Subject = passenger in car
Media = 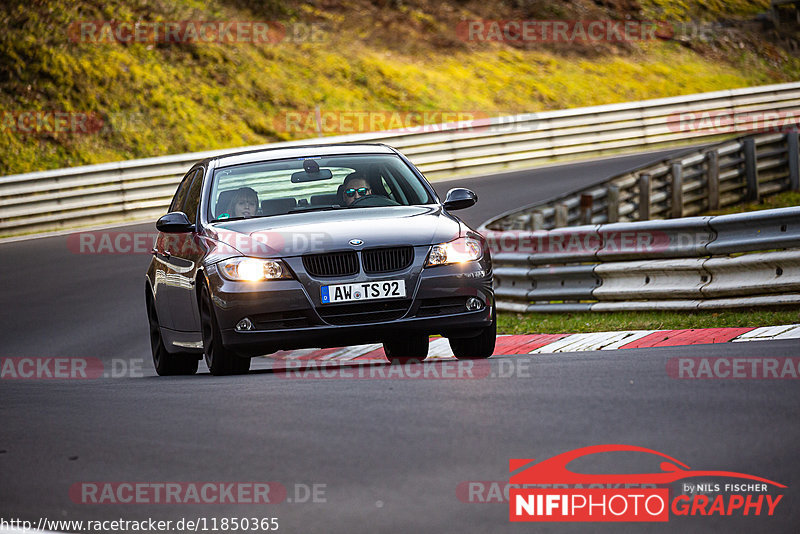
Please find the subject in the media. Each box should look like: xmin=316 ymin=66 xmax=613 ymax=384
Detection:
xmin=227 ymin=187 xmax=259 ymax=218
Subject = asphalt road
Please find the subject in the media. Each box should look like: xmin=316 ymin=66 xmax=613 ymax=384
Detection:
xmin=1 ymin=147 xmax=797 ymax=533
xmin=2 ymin=343 xmax=798 ymax=533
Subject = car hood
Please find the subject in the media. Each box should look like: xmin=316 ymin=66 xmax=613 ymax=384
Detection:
xmin=206 ymin=205 xmax=462 ymax=257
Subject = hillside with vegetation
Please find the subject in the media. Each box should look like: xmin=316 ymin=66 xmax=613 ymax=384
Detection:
xmin=1 ymin=0 xmax=798 ymax=175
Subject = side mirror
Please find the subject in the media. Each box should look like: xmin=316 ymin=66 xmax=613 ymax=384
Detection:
xmin=156 ymin=212 xmax=194 ymax=233
xmin=443 ymin=188 xmax=477 ymax=211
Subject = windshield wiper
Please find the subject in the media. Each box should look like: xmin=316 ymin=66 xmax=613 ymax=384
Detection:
xmin=209 ymin=216 xmax=248 ymax=223
xmin=210 ymin=206 xmax=346 ymax=222
xmin=288 ymin=205 xmax=347 ymax=214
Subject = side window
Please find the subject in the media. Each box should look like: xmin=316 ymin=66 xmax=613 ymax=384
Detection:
xmin=182 ymin=168 xmax=204 ymax=225
xmin=169 ymin=169 xmax=197 ymax=212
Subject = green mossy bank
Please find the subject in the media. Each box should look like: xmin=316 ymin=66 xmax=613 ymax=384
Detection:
xmin=1 ymin=0 xmax=797 ymax=175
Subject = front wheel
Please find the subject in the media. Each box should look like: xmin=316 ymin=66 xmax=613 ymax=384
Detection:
xmin=199 ymin=282 xmax=251 ymax=375
xmin=147 ymin=293 xmax=198 ymax=376
xmin=383 ymin=334 xmax=429 ymax=365
xmin=448 ymin=306 xmax=496 ymax=360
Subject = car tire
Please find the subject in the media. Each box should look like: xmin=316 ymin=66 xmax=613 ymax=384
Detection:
xmin=448 ymin=306 xmax=496 ymax=360
xmin=383 ymin=334 xmax=429 ymax=365
xmin=147 ymin=293 xmax=199 ymax=376
xmin=199 ymin=281 xmax=251 ymax=376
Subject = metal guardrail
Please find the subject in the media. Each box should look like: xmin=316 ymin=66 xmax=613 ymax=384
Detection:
xmin=483 ymin=128 xmax=800 ymax=231
xmin=484 ymin=129 xmax=800 ymax=230
xmin=2 ymin=82 xmax=800 ymax=236
xmin=485 ymin=207 xmax=800 ymax=312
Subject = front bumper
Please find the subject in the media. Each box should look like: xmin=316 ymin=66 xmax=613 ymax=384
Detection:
xmin=206 ymin=258 xmax=493 ymax=356
xmin=222 ymin=308 xmax=493 ymax=356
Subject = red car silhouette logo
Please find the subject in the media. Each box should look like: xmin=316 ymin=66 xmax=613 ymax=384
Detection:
xmin=510 ymin=444 xmax=785 ymax=487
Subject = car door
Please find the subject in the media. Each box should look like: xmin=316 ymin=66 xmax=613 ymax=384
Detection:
xmin=152 ymin=168 xmax=196 ymax=330
xmin=166 ymin=167 xmax=207 ymax=332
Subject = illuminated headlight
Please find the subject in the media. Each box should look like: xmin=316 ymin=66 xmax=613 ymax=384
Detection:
xmin=219 ymin=258 xmax=291 ymax=281
xmin=425 ymin=237 xmax=483 ymax=267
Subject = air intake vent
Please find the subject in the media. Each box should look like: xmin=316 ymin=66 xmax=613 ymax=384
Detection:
xmin=317 ymin=300 xmax=412 ymax=325
xmin=362 ymin=246 xmax=414 ymax=274
xmin=251 ymin=310 xmax=313 ymax=330
xmin=302 ymin=251 xmax=359 ymax=277
xmin=416 ymin=297 xmax=470 ymax=317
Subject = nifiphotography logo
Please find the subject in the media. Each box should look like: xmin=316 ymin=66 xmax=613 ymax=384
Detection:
xmin=509 ymin=445 xmax=785 ymax=522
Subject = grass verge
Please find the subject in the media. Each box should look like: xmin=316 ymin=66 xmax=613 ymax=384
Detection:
xmin=497 ymin=309 xmax=800 ymax=334
xmin=2 ymin=0 xmax=799 ymax=175
xmin=703 ymin=190 xmax=800 ymax=216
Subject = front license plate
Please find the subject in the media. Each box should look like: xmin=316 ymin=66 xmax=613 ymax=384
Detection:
xmin=320 ymin=280 xmax=406 ymax=304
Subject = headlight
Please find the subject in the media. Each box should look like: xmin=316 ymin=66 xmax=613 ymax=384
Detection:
xmin=425 ymin=237 xmax=483 ymax=267
xmin=218 ymin=258 xmax=292 ymax=281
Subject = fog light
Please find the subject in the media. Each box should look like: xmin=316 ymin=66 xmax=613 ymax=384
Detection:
xmin=466 ymin=297 xmax=483 ymax=311
xmin=236 ymin=318 xmax=254 ymax=331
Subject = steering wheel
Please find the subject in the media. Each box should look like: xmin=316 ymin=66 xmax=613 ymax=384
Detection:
xmin=349 ymin=195 xmax=400 ymax=207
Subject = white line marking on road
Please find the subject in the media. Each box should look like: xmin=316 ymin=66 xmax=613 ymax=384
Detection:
xmin=529 ymin=332 xmax=637 ymax=353
xmin=600 ymin=330 xmax=660 ymax=350
xmin=772 ymin=325 xmax=800 ymax=340
xmin=732 ymin=324 xmax=800 ymax=341
xmin=426 ymin=337 xmax=455 ymax=359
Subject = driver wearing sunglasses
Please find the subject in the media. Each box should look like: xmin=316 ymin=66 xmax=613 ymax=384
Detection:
xmin=340 ymin=173 xmax=373 ymax=206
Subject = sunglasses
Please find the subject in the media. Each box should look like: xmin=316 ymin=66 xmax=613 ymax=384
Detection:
xmin=344 ymin=187 xmax=371 ymax=197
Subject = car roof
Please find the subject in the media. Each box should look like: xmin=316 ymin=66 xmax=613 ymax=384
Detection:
xmin=209 ymin=143 xmax=397 ymax=169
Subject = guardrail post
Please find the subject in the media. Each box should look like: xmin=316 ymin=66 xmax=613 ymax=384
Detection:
xmin=671 ymin=163 xmax=684 ymax=219
xmin=580 ymin=194 xmax=593 ymax=225
xmin=554 ymin=203 xmax=569 ymax=228
xmin=705 ymin=150 xmax=720 ymax=210
xmin=521 ymin=214 xmax=532 ymax=230
xmin=638 ymin=173 xmax=651 ymax=221
xmin=607 ymin=185 xmax=619 ymax=223
xmin=744 ymin=137 xmax=760 ymax=202
xmin=531 ymin=211 xmax=544 ymax=230
xmin=788 ymin=131 xmax=799 ymax=191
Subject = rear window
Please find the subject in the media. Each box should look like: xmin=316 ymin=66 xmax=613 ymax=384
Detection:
xmin=207 ymin=154 xmax=433 ymax=221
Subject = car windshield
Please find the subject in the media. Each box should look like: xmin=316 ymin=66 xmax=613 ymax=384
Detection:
xmin=207 ymin=153 xmax=434 ymax=221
